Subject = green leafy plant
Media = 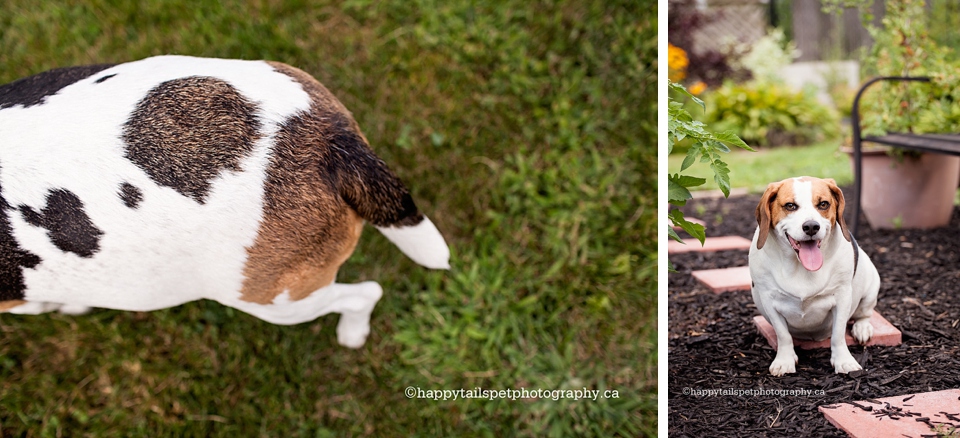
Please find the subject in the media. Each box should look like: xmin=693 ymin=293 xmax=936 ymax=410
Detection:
xmin=736 ymin=28 xmax=798 ymax=83
xmin=824 ymin=0 xmax=960 ymax=137
xmin=702 ymin=81 xmax=839 ymax=147
xmin=668 ymin=81 xmax=753 ymax=245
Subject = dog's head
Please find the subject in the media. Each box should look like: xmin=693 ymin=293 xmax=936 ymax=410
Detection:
xmin=755 ymin=177 xmax=851 ymax=271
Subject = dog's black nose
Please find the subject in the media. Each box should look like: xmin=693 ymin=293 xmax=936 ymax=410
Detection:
xmin=802 ymin=220 xmax=820 ymax=236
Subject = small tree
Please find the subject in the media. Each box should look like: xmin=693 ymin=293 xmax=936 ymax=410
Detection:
xmin=667 ymin=81 xmax=753 ymax=245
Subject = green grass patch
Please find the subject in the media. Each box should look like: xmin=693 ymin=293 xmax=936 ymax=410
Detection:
xmin=0 ymin=0 xmax=656 ymax=436
xmin=669 ymin=139 xmax=853 ymax=194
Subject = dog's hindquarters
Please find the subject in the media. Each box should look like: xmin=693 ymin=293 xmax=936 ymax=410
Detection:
xmin=225 ymin=62 xmax=448 ymax=346
xmin=324 ymin=119 xmax=450 ymax=270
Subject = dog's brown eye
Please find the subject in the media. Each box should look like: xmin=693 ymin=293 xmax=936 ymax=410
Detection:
xmin=784 ymin=202 xmax=798 ymax=211
xmin=818 ymin=201 xmax=830 ymax=210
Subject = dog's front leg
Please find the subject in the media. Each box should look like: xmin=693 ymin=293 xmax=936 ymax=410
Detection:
xmin=765 ymin=312 xmax=799 ymax=376
xmin=829 ymin=304 xmax=862 ymax=374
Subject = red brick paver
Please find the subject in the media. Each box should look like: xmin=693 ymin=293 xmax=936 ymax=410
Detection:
xmin=691 ymin=266 xmax=751 ymax=293
xmin=820 ymin=389 xmax=960 ymax=438
xmin=667 ymin=235 xmax=752 ymax=254
xmin=753 ymin=312 xmax=902 ymax=350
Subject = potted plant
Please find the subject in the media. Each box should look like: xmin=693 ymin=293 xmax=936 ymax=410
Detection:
xmin=827 ymin=0 xmax=960 ymax=229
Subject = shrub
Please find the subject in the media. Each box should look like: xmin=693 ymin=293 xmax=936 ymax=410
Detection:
xmin=703 ymin=81 xmax=840 ymax=146
xmin=736 ymin=29 xmax=797 ymax=83
xmin=825 ymin=0 xmax=960 ymax=136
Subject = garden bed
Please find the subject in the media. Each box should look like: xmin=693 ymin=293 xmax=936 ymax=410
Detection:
xmin=668 ymin=188 xmax=960 ymax=437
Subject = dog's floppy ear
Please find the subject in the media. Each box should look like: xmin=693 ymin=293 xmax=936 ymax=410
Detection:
xmin=755 ymin=181 xmax=782 ymax=249
xmin=824 ymin=178 xmax=852 ymax=242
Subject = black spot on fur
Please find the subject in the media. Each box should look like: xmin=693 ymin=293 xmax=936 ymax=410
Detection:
xmin=273 ymin=109 xmax=424 ymax=227
xmin=94 ymin=73 xmax=117 ymax=84
xmin=325 ymin=114 xmax=423 ymax=226
xmin=20 ymin=189 xmax=103 ymax=258
xmin=122 ymin=76 xmax=262 ymax=204
xmin=20 ymin=207 xmax=42 ymax=227
xmin=0 ymin=64 xmax=116 ymax=109
xmin=119 ymin=183 xmax=142 ymax=209
xmin=0 ymin=168 xmax=42 ymax=301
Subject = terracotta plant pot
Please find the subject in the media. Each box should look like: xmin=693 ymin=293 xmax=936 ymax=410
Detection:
xmin=849 ymin=148 xmax=960 ymax=229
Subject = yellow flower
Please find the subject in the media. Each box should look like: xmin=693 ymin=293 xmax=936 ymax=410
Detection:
xmin=668 ymin=43 xmax=689 ymax=82
xmin=689 ymin=81 xmax=707 ymax=95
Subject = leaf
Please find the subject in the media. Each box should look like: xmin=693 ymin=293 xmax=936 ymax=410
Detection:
xmin=667 ymin=177 xmax=693 ymax=205
xmin=710 ymin=159 xmax=732 ymax=198
xmin=668 ymin=209 xmax=706 ymax=245
xmin=708 ymin=138 xmax=730 ymax=154
xmin=669 ymin=81 xmax=705 ymax=112
xmin=667 ymin=225 xmax=682 ymax=243
xmin=680 ymin=145 xmax=698 ymax=171
xmin=672 ymin=173 xmax=706 ymax=189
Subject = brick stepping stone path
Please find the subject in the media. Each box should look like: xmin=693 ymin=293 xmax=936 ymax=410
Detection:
xmin=668 ymin=235 xmax=752 ymax=254
xmin=690 ymin=266 xmax=751 ymax=294
xmin=752 ymin=312 xmax=902 ymax=350
xmin=670 ymin=221 xmax=753 ymax=293
xmin=819 ymin=388 xmax=960 ymax=438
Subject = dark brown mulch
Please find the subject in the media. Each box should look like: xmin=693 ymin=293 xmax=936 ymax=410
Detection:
xmin=668 ymin=187 xmax=960 ymax=437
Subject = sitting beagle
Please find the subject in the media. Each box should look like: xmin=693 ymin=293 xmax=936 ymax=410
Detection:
xmin=749 ymin=177 xmax=880 ymax=375
xmin=0 ymin=55 xmax=450 ymax=348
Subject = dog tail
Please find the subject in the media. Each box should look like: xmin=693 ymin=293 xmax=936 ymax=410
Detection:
xmin=327 ymin=115 xmax=450 ymax=270
xmin=374 ymin=216 xmax=451 ymax=270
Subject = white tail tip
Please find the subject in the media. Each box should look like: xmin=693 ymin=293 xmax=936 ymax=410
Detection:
xmin=375 ymin=216 xmax=450 ymax=269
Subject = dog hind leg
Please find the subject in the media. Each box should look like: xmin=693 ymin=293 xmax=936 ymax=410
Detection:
xmin=830 ymin=306 xmax=863 ymax=373
xmin=227 ymin=281 xmax=384 ymax=348
xmin=850 ymin=294 xmax=876 ymax=344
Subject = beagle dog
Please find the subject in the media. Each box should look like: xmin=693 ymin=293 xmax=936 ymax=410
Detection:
xmin=749 ymin=177 xmax=880 ymax=375
xmin=0 ymin=56 xmax=450 ymax=348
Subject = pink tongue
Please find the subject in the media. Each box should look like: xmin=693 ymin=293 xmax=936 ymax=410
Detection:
xmin=798 ymin=241 xmax=823 ymax=271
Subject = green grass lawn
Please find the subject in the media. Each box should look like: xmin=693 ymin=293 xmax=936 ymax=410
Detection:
xmin=0 ymin=1 xmax=657 ymax=436
xmin=668 ymin=139 xmax=854 ymax=194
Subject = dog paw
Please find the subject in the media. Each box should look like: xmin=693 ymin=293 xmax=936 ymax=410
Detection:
xmin=851 ymin=319 xmax=874 ymax=344
xmin=769 ymin=351 xmax=798 ymax=376
xmin=336 ymin=318 xmax=370 ymax=349
xmin=831 ymin=355 xmax=863 ymax=374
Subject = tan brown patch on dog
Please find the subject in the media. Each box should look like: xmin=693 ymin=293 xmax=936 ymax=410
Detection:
xmin=122 ymin=76 xmax=261 ymax=204
xmin=239 ymin=62 xmax=423 ymax=304
xmin=756 ymin=180 xmax=790 ymax=249
xmin=281 ymin=209 xmax=364 ymax=301
xmin=816 ymin=178 xmax=852 ymax=241
xmin=770 ymin=180 xmax=796 ymax=227
xmin=0 ymin=300 xmax=26 ymax=312
xmin=241 ymin=201 xmax=363 ymax=304
xmin=810 ymin=180 xmax=837 ymax=222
